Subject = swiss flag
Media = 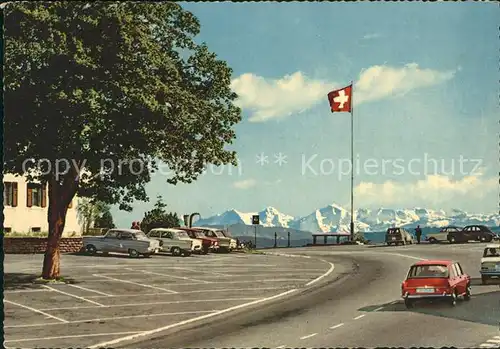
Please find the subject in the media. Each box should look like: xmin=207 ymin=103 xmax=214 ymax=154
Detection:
xmin=327 ymin=85 xmax=352 ymax=113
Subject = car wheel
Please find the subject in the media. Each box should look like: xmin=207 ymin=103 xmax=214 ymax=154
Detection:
xmin=202 ymin=246 xmax=209 ymax=254
xmin=464 ymin=284 xmax=471 ymax=301
xmin=448 ymin=236 xmax=455 ymax=244
xmin=449 ymin=290 xmax=457 ymax=306
xmin=485 ymin=235 xmax=493 ymax=242
xmin=404 ymin=298 xmax=414 ymax=309
xmin=171 ymin=247 xmax=182 ymax=256
xmin=128 ymin=249 xmax=140 ymax=258
xmin=429 ymin=238 xmax=437 ymax=244
xmin=481 ymin=275 xmax=488 ymax=285
xmin=86 ymin=244 xmax=97 ymax=255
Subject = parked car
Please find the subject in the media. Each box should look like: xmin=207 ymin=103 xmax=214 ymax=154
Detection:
xmin=480 ymin=244 xmax=500 ymax=285
xmin=147 ymin=228 xmax=202 ymax=256
xmin=401 ymin=259 xmax=471 ymax=308
xmin=197 ymin=226 xmax=237 ymax=252
xmin=448 ymin=225 xmax=497 ymax=244
xmin=426 ymin=226 xmax=462 ymax=243
xmin=83 ymin=229 xmax=160 ymax=258
xmin=177 ymin=227 xmax=219 ymax=254
xmin=385 ymin=227 xmax=414 ymax=246
xmin=463 ymin=225 xmax=497 ymax=242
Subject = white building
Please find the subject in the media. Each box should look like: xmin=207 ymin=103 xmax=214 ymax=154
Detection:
xmin=3 ymin=173 xmax=82 ymax=236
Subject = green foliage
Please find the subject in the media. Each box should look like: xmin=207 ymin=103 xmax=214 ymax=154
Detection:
xmin=4 ymin=2 xmax=241 ymax=211
xmin=76 ymin=198 xmax=109 ymax=233
xmin=94 ymin=210 xmax=115 ymax=229
xmin=141 ymin=195 xmax=181 ymax=233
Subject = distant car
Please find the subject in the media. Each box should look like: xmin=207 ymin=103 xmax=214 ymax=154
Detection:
xmin=197 ymin=227 xmax=237 ymax=252
xmin=426 ymin=226 xmax=462 ymax=244
xmin=385 ymin=227 xmax=414 ymax=246
xmin=480 ymin=244 xmax=500 ymax=284
xmin=83 ymin=229 xmax=160 ymax=258
xmin=448 ymin=225 xmax=497 ymax=244
xmin=177 ymin=227 xmax=219 ymax=254
xmin=463 ymin=225 xmax=497 ymax=242
xmin=401 ymin=259 xmax=471 ymax=308
xmin=147 ymin=228 xmax=202 ymax=256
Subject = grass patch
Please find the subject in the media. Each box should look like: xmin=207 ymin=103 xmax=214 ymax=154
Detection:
xmin=33 ymin=276 xmax=69 ymax=284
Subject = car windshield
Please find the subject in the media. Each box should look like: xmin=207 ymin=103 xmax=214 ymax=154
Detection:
xmin=223 ymin=231 xmax=232 ymax=237
xmin=408 ymin=264 xmax=449 ymax=278
xmin=387 ymin=229 xmax=400 ymax=235
xmin=134 ymin=232 xmax=149 ymax=241
xmin=176 ymin=231 xmax=189 ymax=239
xmin=483 ymin=248 xmax=500 ymax=257
xmin=214 ymin=231 xmax=225 ymax=237
xmin=194 ymin=232 xmax=205 ymax=238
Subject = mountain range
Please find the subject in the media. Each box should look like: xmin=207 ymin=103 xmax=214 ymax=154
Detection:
xmin=193 ymin=204 xmax=500 ymax=233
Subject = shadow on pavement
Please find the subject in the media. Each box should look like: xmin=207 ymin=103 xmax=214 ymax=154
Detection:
xmin=4 ymin=272 xmax=81 ymax=290
xmin=358 ymin=289 xmax=500 ymax=327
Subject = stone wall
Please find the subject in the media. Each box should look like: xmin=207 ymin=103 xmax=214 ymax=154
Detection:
xmin=4 ymin=237 xmax=83 ymax=254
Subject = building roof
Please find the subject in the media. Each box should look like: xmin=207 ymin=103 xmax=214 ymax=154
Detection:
xmin=413 ymin=259 xmax=453 ymax=266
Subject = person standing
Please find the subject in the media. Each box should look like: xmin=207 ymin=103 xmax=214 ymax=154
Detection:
xmin=415 ymin=225 xmax=422 ymax=244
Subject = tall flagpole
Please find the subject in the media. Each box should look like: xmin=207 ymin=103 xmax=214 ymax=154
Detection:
xmin=350 ymin=81 xmax=354 ymax=242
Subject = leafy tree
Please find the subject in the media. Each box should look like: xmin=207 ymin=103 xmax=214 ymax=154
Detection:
xmin=94 ymin=210 xmax=115 ymax=229
xmin=4 ymin=2 xmax=241 ymax=279
xmin=76 ymin=198 xmax=108 ymax=234
xmin=141 ymin=196 xmax=181 ymax=233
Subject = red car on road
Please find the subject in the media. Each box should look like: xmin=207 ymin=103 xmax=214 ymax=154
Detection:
xmin=401 ymin=259 xmax=471 ymax=308
xmin=177 ymin=227 xmax=218 ymax=254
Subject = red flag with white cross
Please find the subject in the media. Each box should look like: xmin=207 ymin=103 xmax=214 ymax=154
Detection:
xmin=327 ymin=85 xmax=352 ymax=113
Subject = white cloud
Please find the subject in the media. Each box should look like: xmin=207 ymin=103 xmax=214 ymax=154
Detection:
xmin=232 ymin=178 xmax=257 ymax=189
xmin=354 ymin=173 xmax=496 ymax=207
xmin=231 ymin=63 xmax=456 ymax=123
xmin=230 ymin=72 xmax=333 ymax=123
xmin=362 ymin=33 xmax=381 ymax=40
xmin=355 ymin=63 xmax=456 ymax=104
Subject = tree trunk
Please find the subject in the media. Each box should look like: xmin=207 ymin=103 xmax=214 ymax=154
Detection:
xmin=42 ymin=169 xmax=79 ymax=280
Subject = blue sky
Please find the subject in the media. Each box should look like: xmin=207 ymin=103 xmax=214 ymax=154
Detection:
xmin=113 ymin=2 xmax=498 ymax=226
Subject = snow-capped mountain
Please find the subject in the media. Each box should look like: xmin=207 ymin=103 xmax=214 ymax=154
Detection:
xmin=194 ymin=206 xmax=295 ymax=228
xmin=192 ymin=204 xmax=500 ymax=233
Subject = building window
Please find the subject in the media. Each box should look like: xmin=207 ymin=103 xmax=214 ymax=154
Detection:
xmin=3 ymin=182 xmax=18 ymax=207
xmin=27 ymin=183 xmax=46 ymax=208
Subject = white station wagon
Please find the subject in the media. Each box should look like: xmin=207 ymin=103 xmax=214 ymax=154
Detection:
xmin=147 ymin=228 xmax=203 ymax=257
xmin=480 ymin=244 xmax=500 ymax=284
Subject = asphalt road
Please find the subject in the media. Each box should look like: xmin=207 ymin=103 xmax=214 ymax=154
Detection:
xmin=120 ymin=243 xmax=500 ymax=348
xmin=4 ymin=251 xmax=337 ymax=348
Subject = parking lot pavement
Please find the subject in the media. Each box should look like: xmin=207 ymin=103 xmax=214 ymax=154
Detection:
xmin=4 ymin=251 xmax=335 ymax=348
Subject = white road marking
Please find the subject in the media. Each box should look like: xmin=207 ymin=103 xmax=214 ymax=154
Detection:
xmin=172 ymin=267 xmax=232 ymax=277
xmin=354 ymin=314 xmax=366 ymax=320
xmin=125 ymin=268 xmax=211 ymax=284
xmin=149 ymin=279 xmax=311 ymax=286
xmin=4 ymin=299 xmax=68 ymax=323
xmin=480 ymin=344 xmax=498 ymax=348
xmin=42 ymin=285 xmax=105 ymax=307
xmin=374 ymin=306 xmax=385 ymax=312
xmin=385 ymin=252 xmax=425 ymax=261
xmin=487 ymin=339 xmax=500 ymax=344
xmin=276 ymin=345 xmax=286 ymax=348
xmin=4 ymin=289 xmax=50 ymax=294
xmin=5 ymin=331 xmax=142 ymax=343
xmin=85 ymin=286 xmax=294 ymax=298
xmin=67 ymin=284 xmax=112 ymax=296
xmin=330 ymin=323 xmax=344 ymax=329
xmin=87 ymin=289 xmax=298 ymax=349
xmin=39 ymin=297 xmax=260 ymax=311
xmin=305 ymin=260 xmax=335 ymax=286
xmin=390 ymin=300 xmax=399 ymax=305
xmin=300 ymin=333 xmax=318 ymax=340
xmin=94 ymin=274 xmax=178 ymax=293
xmin=5 ymin=310 xmax=216 ymax=328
